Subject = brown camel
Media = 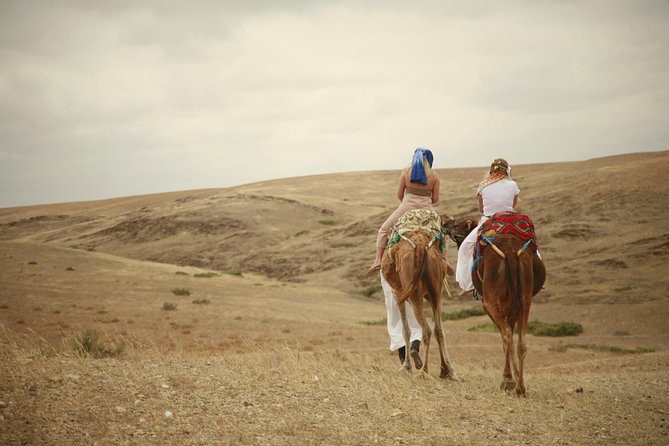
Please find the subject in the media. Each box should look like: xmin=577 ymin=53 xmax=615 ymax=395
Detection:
xmin=445 ymin=215 xmax=546 ymax=396
xmin=381 ymin=220 xmax=457 ymax=379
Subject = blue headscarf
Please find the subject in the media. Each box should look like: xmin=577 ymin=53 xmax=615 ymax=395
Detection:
xmin=409 ymin=148 xmax=434 ymax=185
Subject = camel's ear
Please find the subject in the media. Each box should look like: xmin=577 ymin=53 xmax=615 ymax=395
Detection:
xmin=466 ymin=219 xmax=473 ymax=230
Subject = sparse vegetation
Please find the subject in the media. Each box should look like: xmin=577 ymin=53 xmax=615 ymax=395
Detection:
xmin=194 ymin=272 xmax=219 ymax=278
xmin=226 ymin=271 xmax=244 ymax=277
xmin=172 ymin=288 xmax=191 ymax=296
xmin=27 ymin=261 xmax=37 ymax=265
xmin=192 ymin=299 xmax=210 ymax=305
xmin=528 ymin=320 xmax=583 ymax=337
xmin=551 ymin=343 xmax=654 ymax=354
xmin=162 ymin=302 xmax=178 ymax=311
xmin=72 ymin=328 xmax=125 ymax=358
xmin=359 ymin=318 xmax=386 ymax=326
xmin=362 ymin=284 xmax=382 ymax=297
xmin=614 ymin=330 xmax=631 ymax=336
xmin=467 ymin=320 xmax=583 ymax=336
xmin=318 ymin=219 xmax=337 ymax=225
xmin=468 ymin=322 xmax=497 ymax=332
xmin=65 ymin=267 xmax=75 ymax=271
xmin=442 ymin=306 xmax=486 ymax=320
xmin=175 ymin=271 xmax=189 ymax=276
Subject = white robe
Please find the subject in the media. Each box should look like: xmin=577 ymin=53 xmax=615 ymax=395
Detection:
xmin=380 ymin=272 xmax=422 ymax=351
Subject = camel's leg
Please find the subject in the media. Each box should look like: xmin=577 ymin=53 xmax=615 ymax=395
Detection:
xmin=430 ymin=296 xmax=456 ymax=379
xmin=485 ymin=300 xmax=515 ymax=391
xmin=397 ymin=300 xmax=413 ymax=373
xmin=515 ymin=308 xmax=530 ymax=397
xmin=410 ymin=296 xmax=431 ymax=374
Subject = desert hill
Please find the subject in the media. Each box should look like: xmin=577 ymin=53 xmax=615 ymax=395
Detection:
xmin=1 ymin=151 xmax=669 ymax=445
xmin=1 ymin=151 xmax=667 ymax=304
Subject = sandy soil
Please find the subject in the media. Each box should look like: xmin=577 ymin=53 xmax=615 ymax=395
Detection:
xmin=1 ymin=151 xmax=668 ymax=445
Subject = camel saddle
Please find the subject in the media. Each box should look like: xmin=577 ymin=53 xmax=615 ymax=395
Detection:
xmin=473 ymin=211 xmax=537 ymax=267
xmin=388 ymin=209 xmax=443 ymax=251
xmin=479 ymin=211 xmax=536 ymax=242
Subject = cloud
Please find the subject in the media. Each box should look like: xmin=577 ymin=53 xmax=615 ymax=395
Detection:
xmin=1 ymin=1 xmax=668 ymax=206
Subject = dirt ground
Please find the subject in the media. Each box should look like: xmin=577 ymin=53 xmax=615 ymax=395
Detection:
xmin=1 ymin=152 xmax=668 ymax=445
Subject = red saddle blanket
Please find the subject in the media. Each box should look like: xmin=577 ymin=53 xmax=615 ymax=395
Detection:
xmin=479 ymin=211 xmax=536 ymax=242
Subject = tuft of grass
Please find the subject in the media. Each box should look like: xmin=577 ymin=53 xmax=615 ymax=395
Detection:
xmin=226 ymin=271 xmax=244 ymax=277
xmin=172 ymin=288 xmax=191 ymax=296
xmin=442 ymin=306 xmax=486 ymax=321
xmin=467 ymin=320 xmax=584 ymax=336
xmin=162 ymin=302 xmax=178 ymax=311
xmin=175 ymin=271 xmax=189 ymax=276
xmin=318 ymin=219 xmax=337 ymax=225
xmin=528 ymin=320 xmax=583 ymax=337
xmin=468 ymin=322 xmax=497 ymax=333
xmin=65 ymin=266 xmax=75 ymax=271
xmin=72 ymin=328 xmax=125 ymax=358
xmin=192 ymin=299 xmax=211 ymax=305
xmin=359 ymin=318 xmax=387 ymax=326
xmin=28 ymin=261 xmax=37 ymax=265
xmin=552 ymin=343 xmax=654 ymax=355
xmin=194 ymin=272 xmax=219 ymax=278
xmin=362 ymin=284 xmax=382 ymax=297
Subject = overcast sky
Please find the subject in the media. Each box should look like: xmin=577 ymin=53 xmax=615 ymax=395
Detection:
xmin=1 ymin=0 xmax=668 ymax=208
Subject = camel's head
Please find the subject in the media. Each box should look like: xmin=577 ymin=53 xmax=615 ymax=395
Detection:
xmin=441 ymin=214 xmax=477 ymax=249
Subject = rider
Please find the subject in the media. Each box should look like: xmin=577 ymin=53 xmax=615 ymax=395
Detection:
xmin=368 ymin=148 xmax=441 ymax=272
xmin=456 ymin=158 xmax=519 ymax=296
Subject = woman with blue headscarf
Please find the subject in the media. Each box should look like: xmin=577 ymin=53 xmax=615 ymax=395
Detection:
xmin=369 ymin=148 xmax=441 ymax=271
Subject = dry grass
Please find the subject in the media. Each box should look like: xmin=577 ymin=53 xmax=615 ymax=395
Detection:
xmin=0 ymin=152 xmax=668 ymax=444
xmin=1 ymin=332 xmax=667 ymax=445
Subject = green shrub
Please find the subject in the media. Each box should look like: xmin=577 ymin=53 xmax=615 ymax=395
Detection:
xmin=172 ymin=288 xmax=191 ymax=296
xmin=554 ymin=344 xmax=654 ymax=354
xmin=528 ymin=320 xmax=583 ymax=337
xmin=162 ymin=302 xmax=178 ymax=311
xmin=360 ymin=318 xmax=387 ymax=326
xmin=467 ymin=323 xmax=497 ymax=333
xmin=194 ymin=272 xmax=219 ymax=278
xmin=192 ymin=299 xmax=211 ymax=305
xmin=442 ymin=306 xmax=486 ymax=320
xmin=362 ymin=284 xmax=382 ymax=297
xmin=318 ymin=220 xmax=336 ymax=225
xmin=175 ymin=271 xmax=189 ymax=276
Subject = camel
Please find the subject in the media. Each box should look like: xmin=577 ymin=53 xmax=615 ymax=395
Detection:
xmin=380 ymin=212 xmax=457 ymax=379
xmin=445 ymin=213 xmax=546 ymax=396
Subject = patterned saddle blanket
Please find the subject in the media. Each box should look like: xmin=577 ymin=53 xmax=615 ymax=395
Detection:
xmin=479 ymin=211 xmax=536 ymax=242
xmin=388 ymin=209 xmax=442 ymax=248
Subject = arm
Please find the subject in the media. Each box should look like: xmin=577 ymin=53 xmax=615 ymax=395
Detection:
xmin=396 ymin=172 xmax=407 ymax=201
xmin=478 ymin=194 xmax=484 ymax=213
xmin=513 ymin=194 xmax=518 ymax=209
xmin=431 ymin=175 xmax=440 ymax=204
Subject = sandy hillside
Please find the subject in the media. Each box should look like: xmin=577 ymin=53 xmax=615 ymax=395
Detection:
xmin=1 ymin=151 xmax=668 ymax=445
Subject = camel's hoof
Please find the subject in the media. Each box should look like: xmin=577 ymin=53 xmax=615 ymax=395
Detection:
xmin=515 ymin=387 xmax=527 ymax=397
xmin=410 ymin=350 xmax=423 ymax=370
xmin=501 ymin=380 xmax=516 ymax=392
xmin=439 ymin=369 xmax=458 ymax=380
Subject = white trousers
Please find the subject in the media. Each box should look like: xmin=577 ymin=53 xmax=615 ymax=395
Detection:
xmin=380 ymin=272 xmax=422 ymax=351
xmin=455 ymin=216 xmax=487 ymax=292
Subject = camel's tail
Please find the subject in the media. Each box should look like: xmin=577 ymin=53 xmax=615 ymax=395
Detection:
xmin=398 ymin=237 xmax=428 ymax=305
